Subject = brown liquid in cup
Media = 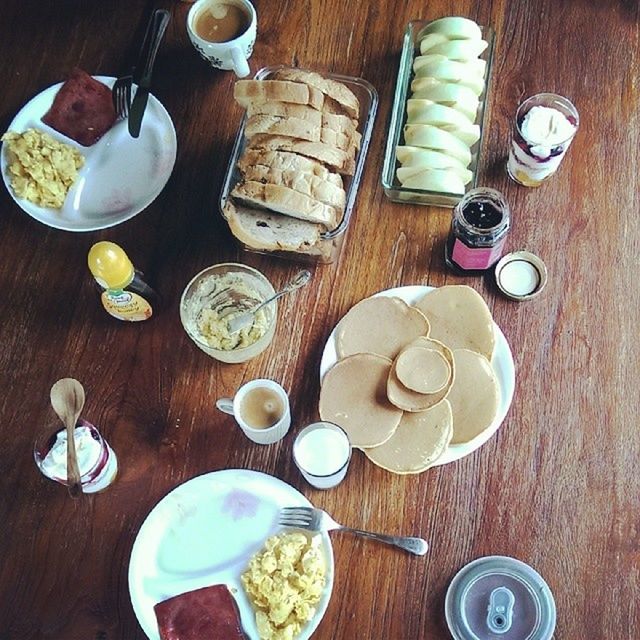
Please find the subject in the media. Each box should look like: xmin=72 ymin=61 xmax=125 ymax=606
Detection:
xmin=240 ymin=387 xmax=285 ymax=429
xmin=195 ymin=3 xmax=250 ymax=43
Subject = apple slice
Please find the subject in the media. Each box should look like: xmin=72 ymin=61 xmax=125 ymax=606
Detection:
xmin=403 ymin=124 xmax=472 ymax=166
xmin=406 ymin=101 xmax=475 ymax=128
xmin=427 ymin=39 xmax=488 ymax=61
xmin=419 ymin=17 xmax=483 ymax=41
xmin=409 ymin=82 xmax=480 ymax=121
xmin=397 ymin=167 xmax=466 ymax=194
xmin=418 ymin=32 xmax=450 ymax=54
xmin=414 ymin=54 xmax=449 ymax=71
xmin=398 ymin=162 xmax=472 ymax=186
xmin=396 ymin=145 xmax=468 ymax=173
xmin=413 ymin=60 xmax=485 ymax=95
xmin=437 ymin=121 xmax=481 ymax=146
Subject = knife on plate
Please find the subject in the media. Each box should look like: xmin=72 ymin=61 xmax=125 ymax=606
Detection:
xmin=128 ymin=9 xmax=171 ymax=138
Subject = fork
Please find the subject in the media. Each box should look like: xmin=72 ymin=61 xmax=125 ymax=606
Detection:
xmin=112 ymin=75 xmax=132 ymax=119
xmin=279 ymin=507 xmax=429 ymax=556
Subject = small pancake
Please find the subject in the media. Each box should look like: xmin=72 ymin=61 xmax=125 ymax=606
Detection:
xmin=447 ymin=349 xmax=500 ymax=445
xmin=319 ymin=353 xmax=403 ymax=447
xmin=414 ymin=285 xmax=495 ymax=360
xmin=387 ymin=337 xmax=455 ymax=412
xmin=364 ymin=400 xmax=453 ymax=474
xmin=395 ymin=346 xmax=451 ymax=393
xmin=336 ymin=296 xmax=430 ymax=360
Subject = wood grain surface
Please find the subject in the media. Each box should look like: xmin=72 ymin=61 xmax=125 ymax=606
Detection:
xmin=0 ymin=0 xmax=639 ymax=638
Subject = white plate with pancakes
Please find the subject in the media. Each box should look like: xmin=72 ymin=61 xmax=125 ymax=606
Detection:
xmin=319 ymin=285 xmax=515 ymax=466
xmin=1 ymin=76 xmax=177 ymax=232
xmin=129 ymin=469 xmax=334 ymax=640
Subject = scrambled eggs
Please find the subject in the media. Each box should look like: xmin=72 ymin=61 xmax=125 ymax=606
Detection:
xmin=2 ymin=128 xmax=84 ymax=208
xmin=242 ymin=532 xmax=327 ymax=640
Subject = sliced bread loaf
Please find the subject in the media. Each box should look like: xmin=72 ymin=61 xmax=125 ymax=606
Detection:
xmin=231 ymin=181 xmax=340 ymax=229
xmin=234 ymin=80 xmax=324 ymax=111
xmin=242 ymin=165 xmax=346 ymax=210
xmin=272 ymin=69 xmax=360 ymax=119
xmin=237 ymin=149 xmax=343 ymax=187
xmin=246 ymin=101 xmax=323 ymax=127
xmin=245 ymin=114 xmax=321 ymax=142
xmin=223 ymin=199 xmax=322 ymax=252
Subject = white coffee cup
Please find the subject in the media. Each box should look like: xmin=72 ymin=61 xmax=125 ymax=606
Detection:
xmin=187 ymin=0 xmax=256 ymax=78
xmin=216 ymin=379 xmax=291 ymax=444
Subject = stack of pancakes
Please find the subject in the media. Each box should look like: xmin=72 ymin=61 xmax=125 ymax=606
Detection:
xmin=319 ymin=285 xmax=501 ymax=474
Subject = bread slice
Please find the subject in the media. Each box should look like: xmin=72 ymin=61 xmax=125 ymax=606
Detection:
xmin=322 ymin=111 xmax=358 ymax=134
xmin=247 ymin=101 xmax=322 ymax=127
xmin=247 ymin=134 xmax=353 ymax=175
xmin=234 ymin=80 xmax=324 ymax=111
xmin=320 ymin=127 xmax=362 ymax=151
xmin=272 ymin=69 xmax=360 ymax=119
xmin=245 ymin=114 xmax=321 ymax=143
xmin=231 ymin=181 xmax=339 ymax=229
xmin=243 ymin=165 xmax=346 ymax=210
xmin=238 ymin=149 xmax=343 ymax=187
xmin=223 ymin=199 xmax=322 ymax=252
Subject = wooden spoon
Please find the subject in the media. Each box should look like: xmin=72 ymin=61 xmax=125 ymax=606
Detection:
xmin=50 ymin=378 xmax=85 ymax=497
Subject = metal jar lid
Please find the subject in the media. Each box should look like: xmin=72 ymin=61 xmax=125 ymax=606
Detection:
xmin=445 ymin=556 xmax=556 ymax=640
xmin=494 ymin=251 xmax=548 ymax=300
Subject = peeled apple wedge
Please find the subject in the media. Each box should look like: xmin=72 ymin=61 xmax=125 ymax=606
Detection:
xmin=398 ymin=163 xmax=472 ymax=186
xmin=406 ymin=101 xmax=475 ymax=128
xmin=397 ymin=167 xmax=466 ymax=194
xmin=413 ymin=60 xmax=486 ymax=96
xmin=419 ymin=16 xmax=483 ymax=41
xmin=396 ymin=145 xmax=469 ymax=175
xmin=427 ymin=39 xmax=488 ymax=61
xmin=419 ymin=32 xmax=450 ymax=54
xmin=409 ymin=83 xmax=480 ymax=121
xmin=413 ymin=54 xmax=449 ymax=71
xmin=403 ymin=124 xmax=471 ymax=165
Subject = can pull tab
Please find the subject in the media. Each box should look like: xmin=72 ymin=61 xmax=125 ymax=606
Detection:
xmin=487 ymin=586 xmax=515 ymax=634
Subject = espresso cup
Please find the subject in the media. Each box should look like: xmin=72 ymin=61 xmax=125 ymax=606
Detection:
xmin=187 ymin=0 xmax=256 ymax=77
xmin=216 ymin=379 xmax=291 ymax=444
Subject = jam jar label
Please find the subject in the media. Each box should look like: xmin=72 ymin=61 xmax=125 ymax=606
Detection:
xmin=451 ymin=237 xmax=506 ymax=270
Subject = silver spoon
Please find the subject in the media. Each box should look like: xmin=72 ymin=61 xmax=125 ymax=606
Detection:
xmin=227 ymin=269 xmax=312 ymax=334
xmin=50 ymin=378 xmax=85 ymax=497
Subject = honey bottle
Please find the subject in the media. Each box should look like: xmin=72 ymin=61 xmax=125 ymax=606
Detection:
xmin=88 ymin=242 xmax=158 ymax=321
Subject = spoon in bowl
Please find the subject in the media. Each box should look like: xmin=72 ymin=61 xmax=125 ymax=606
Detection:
xmin=227 ymin=269 xmax=312 ymax=334
xmin=50 ymin=378 xmax=85 ymax=497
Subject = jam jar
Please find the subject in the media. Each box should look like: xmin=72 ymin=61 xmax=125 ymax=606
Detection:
xmin=445 ymin=188 xmax=510 ymax=274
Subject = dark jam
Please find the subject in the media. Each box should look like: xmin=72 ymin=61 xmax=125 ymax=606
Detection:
xmin=445 ymin=188 xmax=510 ymax=275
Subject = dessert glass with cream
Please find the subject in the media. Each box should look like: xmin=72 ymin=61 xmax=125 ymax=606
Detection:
xmin=507 ymin=93 xmax=579 ymax=187
xmin=34 ymin=419 xmax=118 ymax=493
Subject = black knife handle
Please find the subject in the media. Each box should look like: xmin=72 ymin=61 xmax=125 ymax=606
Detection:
xmin=136 ymin=9 xmax=170 ymax=87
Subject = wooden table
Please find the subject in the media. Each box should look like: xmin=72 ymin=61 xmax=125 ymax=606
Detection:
xmin=1 ymin=1 xmax=638 ymax=638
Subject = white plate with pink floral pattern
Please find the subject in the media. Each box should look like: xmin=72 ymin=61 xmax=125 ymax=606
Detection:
xmin=128 ymin=469 xmax=334 ymax=640
xmin=1 ymin=76 xmax=176 ymax=232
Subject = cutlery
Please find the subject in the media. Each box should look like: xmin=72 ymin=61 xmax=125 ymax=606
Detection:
xmin=112 ymin=74 xmax=132 ymax=119
xmin=128 ymin=9 xmax=170 ymax=138
xmin=227 ymin=269 xmax=311 ymax=334
xmin=278 ymin=506 xmax=429 ymax=556
xmin=50 ymin=378 xmax=86 ymax=497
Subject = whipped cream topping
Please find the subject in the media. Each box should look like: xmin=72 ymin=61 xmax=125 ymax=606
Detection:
xmin=521 ymin=106 xmax=576 ymax=147
xmin=40 ymin=425 xmax=102 ymax=479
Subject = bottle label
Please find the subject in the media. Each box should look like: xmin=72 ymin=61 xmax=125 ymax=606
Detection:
xmin=451 ymin=237 xmax=506 ymax=271
xmin=101 ymin=291 xmax=152 ymax=322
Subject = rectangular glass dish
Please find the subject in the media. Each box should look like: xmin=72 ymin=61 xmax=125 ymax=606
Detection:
xmin=381 ymin=20 xmax=495 ymax=208
xmin=219 ymin=65 xmax=378 ymax=264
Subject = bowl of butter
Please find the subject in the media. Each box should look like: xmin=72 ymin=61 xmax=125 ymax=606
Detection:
xmin=180 ymin=263 xmax=277 ymax=363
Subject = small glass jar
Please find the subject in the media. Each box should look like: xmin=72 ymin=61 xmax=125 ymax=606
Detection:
xmin=445 ymin=187 xmax=510 ymax=275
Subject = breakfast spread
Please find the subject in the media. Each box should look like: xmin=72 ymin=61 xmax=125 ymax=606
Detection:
xmin=1 ymin=128 xmax=84 ymax=208
xmin=241 ymin=531 xmax=327 ymax=640
xmin=395 ymin=17 xmax=489 ymax=196
xmin=153 ymin=584 xmax=246 ymax=640
xmin=320 ymin=285 xmax=502 ymax=472
xmin=42 ymin=68 xmax=117 ymax=146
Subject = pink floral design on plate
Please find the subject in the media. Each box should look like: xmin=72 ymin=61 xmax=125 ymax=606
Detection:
xmin=222 ymin=489 xmax=260 ymax=520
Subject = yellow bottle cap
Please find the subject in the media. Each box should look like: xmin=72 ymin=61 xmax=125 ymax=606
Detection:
xmin=88 ymin=241 xmax=135 ymax=290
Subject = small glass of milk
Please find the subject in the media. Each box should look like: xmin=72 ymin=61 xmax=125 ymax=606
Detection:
xmin=293 ymin=422 xmax=351 ymax=489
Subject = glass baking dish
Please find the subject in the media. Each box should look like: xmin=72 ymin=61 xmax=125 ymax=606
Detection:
xmin=382 ymin=20 xmax=495 ymax=208
xmin=220 ymin=65 xmax=378 ymax=264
